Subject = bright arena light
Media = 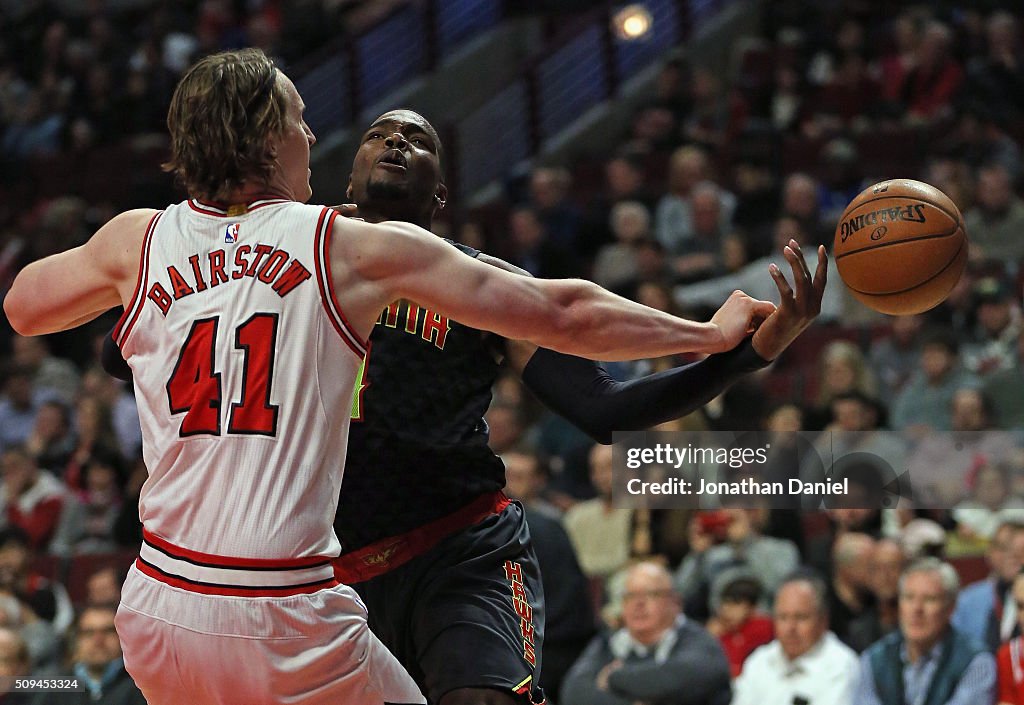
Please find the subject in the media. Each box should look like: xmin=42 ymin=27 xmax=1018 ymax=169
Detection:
xmin=613 ymin=4 xmax=653 ymax=40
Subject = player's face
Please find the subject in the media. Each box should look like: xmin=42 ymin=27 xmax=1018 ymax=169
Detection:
xmin=274 ymin=74 xmax=315 ymax=202
xmin=348 ymin=110 xmax=444 ymax=211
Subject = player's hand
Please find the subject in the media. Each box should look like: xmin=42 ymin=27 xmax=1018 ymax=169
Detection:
xmin=751 ymin=240 xmax=827 ymax=361
xmin=709 ymin=290 xmax=776 ymax=353
xmin=330 ymin=203 xmax=363 ymax=220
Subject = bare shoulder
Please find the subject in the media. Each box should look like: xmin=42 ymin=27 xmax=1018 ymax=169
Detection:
xmin=99 ymin=208 xmax=161 ymax=235
xmin=321 ymin=217 xmax=429 ymax=337
xmin=89 ymin=208 xmax=161 ymax=280
xmin=330 ymin=218 xmax=439 ymax=280
xmin=92 ymin=208 xmax=160 ymax=249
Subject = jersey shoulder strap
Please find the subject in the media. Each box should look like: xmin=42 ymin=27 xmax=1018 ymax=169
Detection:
xmin=444 ymin=238 xmax=481 ymax=259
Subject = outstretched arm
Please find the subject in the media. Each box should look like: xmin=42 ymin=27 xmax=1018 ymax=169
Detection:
xmin=519 ymin=338 xmax=769 ymax=443
xmin=333 ymin=217 xmax=777 ymax=361
xmin=509 ymin=241 xmax=828 ymax=442
xmin=4 ymin=209 xmax=155 ymax=335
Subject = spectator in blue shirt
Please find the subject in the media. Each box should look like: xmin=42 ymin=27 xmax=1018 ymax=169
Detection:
xmin=856 ymin=557 xmax=996 ymax=705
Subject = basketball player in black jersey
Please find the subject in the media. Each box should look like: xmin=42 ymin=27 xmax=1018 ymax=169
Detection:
xmin=105 ymin=110 xmax=826 ymax=705
xmin=331 ymin=110 xmax=825 ymax=705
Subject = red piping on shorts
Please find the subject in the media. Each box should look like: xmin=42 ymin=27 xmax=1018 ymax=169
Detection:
xmin=333 ymin=491 xmax=511 ymax=583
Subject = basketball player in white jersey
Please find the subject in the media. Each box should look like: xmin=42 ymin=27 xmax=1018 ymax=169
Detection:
xmin=2 ymin=49 xmax=775 ymax=705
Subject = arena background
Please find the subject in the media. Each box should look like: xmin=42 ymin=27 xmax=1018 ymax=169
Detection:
xmin=1 ymin=0 xmax=1024 ymax=701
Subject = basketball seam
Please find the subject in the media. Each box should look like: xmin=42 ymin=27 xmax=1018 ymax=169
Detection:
xmin=845 ymin=238 xmax=965 ymax=297
xmin=843 ymin=192 xmax=962 ymax=224
xmin=834 ymin=225 xmax=960 ymax=260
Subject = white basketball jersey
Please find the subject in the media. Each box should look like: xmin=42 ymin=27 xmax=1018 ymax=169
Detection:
xmin=113 ymin=199 xmax=364 ymax=560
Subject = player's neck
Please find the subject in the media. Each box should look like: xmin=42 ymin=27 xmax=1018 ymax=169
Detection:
xmin=216 ymin=183 xmax=292 ymax=206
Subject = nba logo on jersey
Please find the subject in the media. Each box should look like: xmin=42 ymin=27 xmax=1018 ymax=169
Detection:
xmin=225 ymin=223 xmax=240 ymax=243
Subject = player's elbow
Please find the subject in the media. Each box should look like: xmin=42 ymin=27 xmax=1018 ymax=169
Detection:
xmin=530 ymin=294 xmax=589 ymax=355
xmin=543 ymin=305 xmax=584 ymax=352
xmin=543 ymin=280 xmax=607 ymax=353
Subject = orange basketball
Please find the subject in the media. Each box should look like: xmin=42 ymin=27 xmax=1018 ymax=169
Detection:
xmin=834 ymin=179 xmax=968 ymax=315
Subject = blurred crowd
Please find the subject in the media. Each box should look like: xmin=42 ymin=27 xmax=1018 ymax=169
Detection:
xmin=4 ymin=0 xmax=1024 ymax=703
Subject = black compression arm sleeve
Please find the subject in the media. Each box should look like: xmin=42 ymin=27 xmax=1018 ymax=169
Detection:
xmin=101 ymin=327 xmax=133 ymax=381
xmin=520 ymin=338 xmax=770 ymax=444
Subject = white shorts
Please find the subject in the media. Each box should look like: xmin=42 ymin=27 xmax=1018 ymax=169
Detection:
xmin=116 ymin=563 xmax=425 ymax=705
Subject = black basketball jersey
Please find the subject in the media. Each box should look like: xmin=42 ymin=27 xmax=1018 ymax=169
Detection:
xmin=335 ymin=241 xmax=507 ymax=551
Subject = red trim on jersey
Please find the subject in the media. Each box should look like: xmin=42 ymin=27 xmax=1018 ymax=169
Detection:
xmin=321 ymin=211 xmax=369 ymax=350
xmin=135 ymin=558 xmax=338 ymax=597
xmin=187 ymin=198 xmax=289 ymax=217
xmin=333 ymin=492 xmax=512 ymax=583
xmin=112 ymin=211 xmax=162 ymax=346
xmin=188 ymin=200 xmax=228 ymax=217
xmin=142 ymin=529 xmax=331 ymax=569
xmin=313 ymin=207 xmax=367 ymax=358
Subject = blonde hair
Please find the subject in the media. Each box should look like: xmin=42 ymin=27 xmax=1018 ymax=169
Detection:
xmin=164 ymin=48 xmax=288 ymax=201
xmin=817 ymin=340 xmax=878 ymax=406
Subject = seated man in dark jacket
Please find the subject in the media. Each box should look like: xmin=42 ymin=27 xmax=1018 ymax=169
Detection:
xmin=856 ymin=557 xmax=996 ymax=705
xmin=561 ymin=561 xmax=731 ymax=705
xmin=29 ymin=603 xmax=146 ymax=705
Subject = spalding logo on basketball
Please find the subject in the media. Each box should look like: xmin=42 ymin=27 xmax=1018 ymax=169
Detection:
xmin=834 ymin=179 xmax=967 ymax=316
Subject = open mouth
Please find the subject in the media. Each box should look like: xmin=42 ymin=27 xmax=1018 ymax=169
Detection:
xmin=376 ymin=150 xmax=408 ymax=171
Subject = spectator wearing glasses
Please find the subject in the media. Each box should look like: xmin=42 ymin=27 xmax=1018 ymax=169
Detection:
xmin=561 ymin=561 xmax=730 ymax=705
xmin=28 ymin=603 xmax=146 ymax=705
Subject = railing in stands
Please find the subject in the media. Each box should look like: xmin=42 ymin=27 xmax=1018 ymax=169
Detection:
xmin=293 ymin=0 xmax=503 ymax=137
xmin=535 ymin=24 xmax=608 ymax=142
xmin=452 ymin=0 xmax=736 ymax=198
xmin=299 ymin=55 xmax=350 ymax=140
xmin=7 ymin=0 xmax=734 ymax=210
xmin=456 ymin=81 xmax=533 ymax=200
xmin=437 ymin=0 xmax=503 ymax=58
xmin=355 ymin=5 xmax=429 ymax=110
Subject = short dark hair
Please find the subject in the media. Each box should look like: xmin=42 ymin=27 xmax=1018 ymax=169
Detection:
xmin=720 ymin=576 xmax=762 ymax=605
xmin=0 ymin=526 xmax=32 ymax=552
xmin=73 ymin=602 xmax=120 ymax=637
